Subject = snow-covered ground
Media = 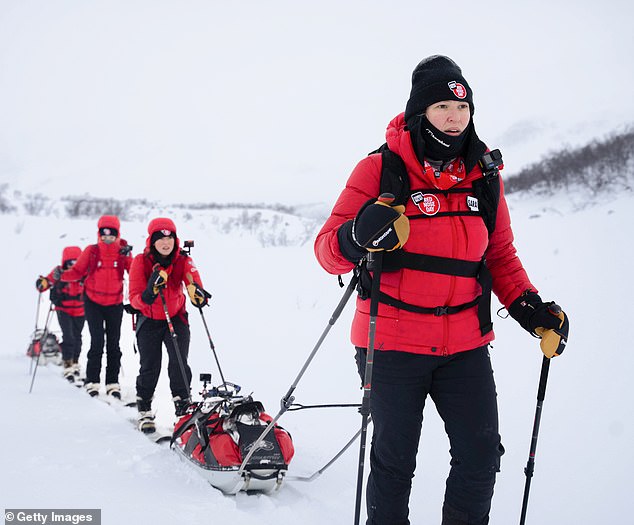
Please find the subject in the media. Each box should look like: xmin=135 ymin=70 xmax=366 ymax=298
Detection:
xmin=1 ymin=188 xmax=632 ymax=524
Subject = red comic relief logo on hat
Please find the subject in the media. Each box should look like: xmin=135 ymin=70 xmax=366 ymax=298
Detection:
xmin=448 ymin=81 xmax=467 ymax=99
xmin=411 ymin=192 xmax=441 ymax=216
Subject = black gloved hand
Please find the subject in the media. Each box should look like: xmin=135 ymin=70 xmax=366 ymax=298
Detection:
xmin=508 ymin=292 xmax=569 ymax=357
xmin=353 ymin=194 xmax=410 ymax=252
xmin=120 ymin=245 xmax=133 ymax=256
xmin=141 ymin=267 xmax=168 ymax=304
xmin=123 ymin=303 xmax=141 ymax=315
xmin=52 ymin=266 xmax=62 ymax=280
xmin=337 ymin=194 xmax=410 ymax=263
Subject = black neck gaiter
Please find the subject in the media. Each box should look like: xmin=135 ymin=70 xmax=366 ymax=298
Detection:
xmin=410 ymin=116 xmax=470 ymax=163
xmin=150 ymin=246 xmax=175 ymax=268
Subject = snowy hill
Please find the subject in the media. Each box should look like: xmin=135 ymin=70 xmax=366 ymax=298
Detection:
xmin=2 ymin=186 xmax=633 ymax=524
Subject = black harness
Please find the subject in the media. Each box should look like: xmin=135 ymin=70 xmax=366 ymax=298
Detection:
xmin=358 ymin=145 xmax=502 ymax=336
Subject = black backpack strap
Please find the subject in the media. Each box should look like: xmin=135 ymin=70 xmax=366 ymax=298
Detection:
xmin=369 ymin=143 xmax=411 ymax=207
xmin=358 ymin=257 xmax=493 ymax=336
xmin=379 ymin=251 xmax=482 ymax=277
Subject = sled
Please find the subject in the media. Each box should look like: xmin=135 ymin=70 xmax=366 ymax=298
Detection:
xmin=171 ymin=381 xmax=294 ymax=495
xmin=27 ymin=329 xmax=62 ymax=365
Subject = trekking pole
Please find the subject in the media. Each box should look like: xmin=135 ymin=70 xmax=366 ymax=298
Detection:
xmin=185 ymin=272 xmax=227 ymax=390
xmin=29 ymin=302 xmax=54 ymax=394
xmin=29 ymin=293 xmax=43 ymax=375
xmin=236 ymin=269 xmax=360 ymax=476
xmin=157 ymin=287 xmax=191 ymax=397
xmin=519 ymin=302 xmax=565 ymax=524
xmin=519 ymin=355 xmax=551 ymax=524
xmin=353 ymin=250 xmax=383 ymax=525
xmin=30 ymin=292 xmax=47 ymax=372
xmin=34 ymin=292 xmax=42 ymax=334
xmin=196 ymin=306 xmax=228 ymax=390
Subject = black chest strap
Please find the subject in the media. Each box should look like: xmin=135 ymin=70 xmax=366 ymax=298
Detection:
xmin=359 ymin=255 xmax=493 ymax=336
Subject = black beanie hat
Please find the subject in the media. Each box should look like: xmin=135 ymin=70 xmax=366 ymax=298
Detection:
xmin=150 ymin=229 xmax=176 ymax=245
xmin=404 ymin=55 xmax=474 ymax=124
xmin=99 ymin=227 xmax=118 ymax=237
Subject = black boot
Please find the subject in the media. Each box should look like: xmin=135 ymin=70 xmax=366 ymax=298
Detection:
xmin=136 ymin=397 xmax=152 ymax=412
xmin=173 ymin=396 xmax=191 ymax=417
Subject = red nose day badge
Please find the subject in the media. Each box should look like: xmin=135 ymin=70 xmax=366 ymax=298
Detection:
xmin=411 ymin=192 xmax=441 ymax=215
xmin=448 ymin=80 xmax=467 ymax=99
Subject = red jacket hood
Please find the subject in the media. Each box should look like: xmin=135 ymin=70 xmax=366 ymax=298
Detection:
xmin=61 ymin=246 xmax=82 ymax=265
xmin=385 ymin=113 xmax=427 ymax=179
xmin=144 ymin=217 xmax=180 ymax=253
xmin=97 ymin=215 xmax=121 ymax=241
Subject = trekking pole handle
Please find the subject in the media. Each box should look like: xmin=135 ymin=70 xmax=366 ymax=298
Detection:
xmin=547 ymin=303 xmax=562 ymax=315
xmin=377 ymin=192 xmax=395 ymax=205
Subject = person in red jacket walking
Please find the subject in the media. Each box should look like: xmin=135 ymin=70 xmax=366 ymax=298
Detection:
xmin=128 ymin=218 xmax=210 ymax=433
xmin=62 ymin=215 xmax=132 ymax=398
xmin=315 ymin=56 xmax=569 ymax=525
xmin=35 ymin=246 xmax=85 ymax=382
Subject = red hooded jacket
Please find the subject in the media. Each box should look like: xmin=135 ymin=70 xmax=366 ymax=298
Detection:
xmin=43 ymin=246 xmax=85 ymax=317
xmin=314 ymin=114 xmax=535 ymax=356
xmin=61 ymin=215 xmax=132 ymax=306
xmin=129 ymin=218 xmax=204 ymax=320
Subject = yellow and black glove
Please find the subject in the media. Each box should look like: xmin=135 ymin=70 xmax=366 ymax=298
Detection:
xmin=35 ymin=276 xmax=50 ymax=292
xmin=141 ymin=267 xmax=168 ymax=304
xmin=352 ymin=193 xmax=410 ymax=252
xmin=533 ymin=304 xmax=569 ymax=358
xmin=187 ymin=282 xmax=211 ymax=308
xmin=508 ymin=292 xmax=569 ymax=358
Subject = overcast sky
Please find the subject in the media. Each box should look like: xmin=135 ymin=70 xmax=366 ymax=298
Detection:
xmin=1 ymin=0 xmax=633 ymax=205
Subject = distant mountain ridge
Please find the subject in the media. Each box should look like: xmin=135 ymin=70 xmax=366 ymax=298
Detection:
xmin=504 ymin=126 xmax=634 ymax=196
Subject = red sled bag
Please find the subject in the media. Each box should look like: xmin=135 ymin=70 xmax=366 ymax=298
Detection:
xmin=172 ymin=395 xmax=294 ymax=494
xmin=27 ymin=329 xmax=61 ymax=360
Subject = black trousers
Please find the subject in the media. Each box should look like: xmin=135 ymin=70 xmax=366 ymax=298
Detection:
xmin=135 ymin=314 xmax=191 ymax=403
xmin=355 ymin=346 xmax=504 ymax=525
xmin=84 ymin=297 xmax=123 ymax=384
xmin=56 ymin=311 xmax=85 ymax=362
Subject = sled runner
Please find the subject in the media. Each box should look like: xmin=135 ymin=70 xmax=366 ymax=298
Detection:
xmin=26 ymin=329 xmax=62 ymax=365
xmin=171 ymin=379 xmax=294 ymax=494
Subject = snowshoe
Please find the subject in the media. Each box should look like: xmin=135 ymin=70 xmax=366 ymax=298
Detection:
xmin=106 ymin=383 xmax=121 ymax=400
xmin=63 ymin=360 xmax=75 ymax=382
xmin=172 ymin=381 xmax=294 ymax=494
xmin=138 ymin=411 xmax=156 ymax=434
xmin=84 ymin=382 xmax=100 ymax=397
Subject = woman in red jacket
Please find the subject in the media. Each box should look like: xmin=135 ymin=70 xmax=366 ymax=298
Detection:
xmin=315 ymin=56 xmax=569 ymax=525
xmin=129 ymin=218 xmax=210 ymax=433
xmin=35 ymin=246 xmax=85 ymax=382
xmin=61 ymin=215 xmax=132 ymax=398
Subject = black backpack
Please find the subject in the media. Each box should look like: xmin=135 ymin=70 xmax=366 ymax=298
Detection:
xmin=359 ymin=145 xmax=504 ymax=336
